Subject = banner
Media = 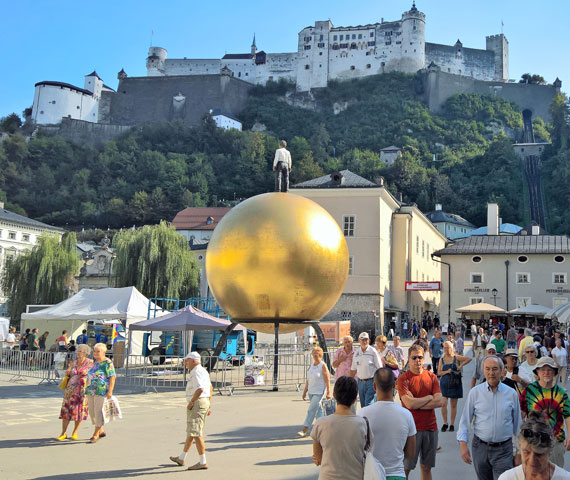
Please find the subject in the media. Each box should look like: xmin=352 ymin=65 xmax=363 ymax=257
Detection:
xmin=244 ymin=355 xmax=265 ymax=386
xmin=405 ymin=281 xmax=440 ymax=291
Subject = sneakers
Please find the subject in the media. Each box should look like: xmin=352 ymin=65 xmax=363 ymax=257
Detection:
xmin=449 ymin=425 xmax=455 ymax=432
xmin=441 ymin=424 xmax=448 ymax=432
xmin=297 ymin=430 xmax=307 ymax=438
xmin=187 ymin=462 xmax=208 ymax=471
xmin=169 ymin=456 xmax=185 ymax=467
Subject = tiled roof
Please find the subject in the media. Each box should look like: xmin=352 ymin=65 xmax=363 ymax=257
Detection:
xmin=380 ymin=145 xmax=401 ymax=152
xmin=171 ymin=207 xmax=231 ymax=231
xmin=434 ymin=235 xmax=570 ymax=256
xmin=455 ymin=223 xmax=522 ymax=238
xmin=35 ymin=81 xmax=92 ymax=96
xmin=221 ymin=54 xmax=253 ymax=60
xmin=426 ymin=210 xmax=476 ymax=228
xmin=211 ymin=109 xmax=241 ymax=123
xmin=292 ymin=170 xmax=379 ymax=188
xmin=0 ymin=207 xmax=62 ymax=231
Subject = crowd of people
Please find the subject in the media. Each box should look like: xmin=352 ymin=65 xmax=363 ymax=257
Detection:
xmin=304 ymin=323 xmax=570 ymax=480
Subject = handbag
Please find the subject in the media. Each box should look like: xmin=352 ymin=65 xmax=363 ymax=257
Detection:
xmin=363 ymin=416 xmax=386 ymax=480
xmin=59 ymin=376 xmax=69 ymax=390
xmin=321 ymin=398 xmax=336 ymax=416
xmin=102 ymin=395 xmax=123 ymax=424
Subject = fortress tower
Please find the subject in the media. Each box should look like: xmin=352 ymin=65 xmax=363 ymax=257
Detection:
xmin=486 ymin=34 xmax=509 ymax=81
xmin=146 ymin=47 xmax=167 ymax=76
xmin=399 ymin=1 xmax=426 ymax=73
xmin=296 ymin=20 xmax=332 ymax=91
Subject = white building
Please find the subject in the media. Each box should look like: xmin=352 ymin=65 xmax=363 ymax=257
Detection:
xmin=426 ymin=204 xmax=477 ymax=240
xmin=145 ymin=3 xmax=508 ymax=92
xmin=31 ymin=71 xmax=114 ymax=125
xmin=434 ymin=203 xmax=570 ymax=325
xmin=0 ymin=202 xmax=63 ymax=316
xmin=211 ymin=109 xmax=242 ymax=131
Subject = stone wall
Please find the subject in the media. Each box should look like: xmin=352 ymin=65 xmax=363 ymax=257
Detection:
xmin=38 ymin=117 xmax=132 ymax=147
xmin=322 ymin=293 xmax=383 ymax=339
xmin=423 ymin=69 xmax=559 ymax=121
xmin=107 ymin=74 xmax=253 ymax=126
xmin=426 ymin=43 xmax=495 ymax=80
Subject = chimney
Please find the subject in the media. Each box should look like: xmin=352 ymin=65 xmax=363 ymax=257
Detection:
xmin=0 ymin=201 xmax=4 ymax=209
xmin=531 ymin=224 xmax=540 ymax=236
xmin=435 ymin=204 xmax=442 ymax=211
xmin=487 ymin=203 xmax=499 ymax=235
xmin=330 ymin=171 xmax=345 ymax=186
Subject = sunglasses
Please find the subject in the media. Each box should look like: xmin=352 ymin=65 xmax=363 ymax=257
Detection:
xmin=525 ymin=351 xmax=536 ymax=354
xmin=411 ymin=355 xmax=424 ymax=360
xmin=522 ymin=429 xmax=551 ymax=444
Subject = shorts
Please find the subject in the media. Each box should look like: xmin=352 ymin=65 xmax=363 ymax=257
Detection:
xmin=404 ymin=430 xmax=438 ymax=470
xmin=186 ymin=397 xmax=210 ymax=437
xmin=88 ymin=395 xmax=106 ymax=427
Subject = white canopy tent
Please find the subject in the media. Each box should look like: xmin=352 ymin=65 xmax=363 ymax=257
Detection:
xmin=21 ymin=287 xmax=166 ymax=354
xmin=508 ymin=304 xmax=551 ymax=316
xmin=0 ymin=317 xmax=10 ymax=343
xmin=455 ymin=303 xmax=506 ymax=314
xmin=545 ymin=303 xmax=570 ymax=324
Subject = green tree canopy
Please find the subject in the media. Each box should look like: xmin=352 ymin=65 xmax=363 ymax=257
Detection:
xmin=112 ymin=221 xmax=199 ymax=299
xmin=1 ymin=232 xmax=79 ymax=320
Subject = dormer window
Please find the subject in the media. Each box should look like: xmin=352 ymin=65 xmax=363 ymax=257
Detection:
xmin=206 ymin=216 xmax=214 ymax=225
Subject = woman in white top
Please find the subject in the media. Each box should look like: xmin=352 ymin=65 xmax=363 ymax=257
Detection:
xmin=551 ymin=338 xmax=568 ymax=387
xmin=519 ymin=344 xmax=539 ymax=383
xmin=498 ymin=411 xmax=570 ymax=480
xmin=298 ymin=347 xmax=331 ymax=437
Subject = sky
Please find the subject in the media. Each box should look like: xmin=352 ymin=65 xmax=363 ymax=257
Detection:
xmin=1 ymin=0 xmax=567 ymax=119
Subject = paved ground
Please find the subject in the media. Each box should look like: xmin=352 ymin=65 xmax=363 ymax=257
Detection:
xmin=1 ymin=343 xmax=569 ymax=480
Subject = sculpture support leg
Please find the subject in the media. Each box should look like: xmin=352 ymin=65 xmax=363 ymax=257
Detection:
xmin=313 ymin=324 xmax=333 ymax=375
xmin=273 ymin=323 xmax=279 ymax=391
xmin=210 ymin=323 xmax=238 ymax=371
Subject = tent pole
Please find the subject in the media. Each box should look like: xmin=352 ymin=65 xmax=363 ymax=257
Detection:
xmin=273 ymin=322 xmax=279 ymax=392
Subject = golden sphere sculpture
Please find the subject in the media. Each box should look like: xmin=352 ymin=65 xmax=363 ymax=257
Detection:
xmin=206 ymin=193 xmax=349 ymax=334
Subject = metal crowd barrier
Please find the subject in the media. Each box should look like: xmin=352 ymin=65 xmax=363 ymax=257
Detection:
xmin=0 ymin=349 xmax=61 ymax=384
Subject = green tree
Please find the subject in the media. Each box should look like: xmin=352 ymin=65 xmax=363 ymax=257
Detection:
xmin=519 ymin=73 xmax=546 ymax=85
xmin=112 ymin=221 xmax=199 ymax=299
xmin=0 ymin=113 xmax=22 ymax=134
xmin=1 ymin=232 xmax=79 ymax=320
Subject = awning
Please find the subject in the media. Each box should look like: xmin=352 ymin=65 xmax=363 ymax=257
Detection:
xmin=455 ymin=303 xmax=506 ymax=314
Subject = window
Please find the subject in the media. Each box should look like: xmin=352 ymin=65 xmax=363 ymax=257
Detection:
xmin=348 ymin=256 xmax=354 ymax=275
xmin=352 ymin=34 xmax=356 ymax=39
xmin=554 ymin=297 xmax=568 ymax=308
xmin=554 ymin=273 xmax=567 ymax=284
xmin=368 ymin=41 xmax=375 ymax=47
xmin=416 ymin=236 xmax=419 ymax=254
xmin=341 ymin=311 xmax=352 ymax=320
xmin=8 ymin=232 xmax=16 ymax=240
xmin=472 ymin=256 xmax=482 ymax=263
xmin=333 ymin=35 xmax=338 ymax=41
xmin=366 ymin=63 xmax=371 ymax=68
xmin=340 ymin=35 xmax=343 ymax=41
xmin=343 ymin=215 xmax=355 ymax=237
xmin=470 ymin=297 xmax=484 ymax=304
xmin=319 ymin=35 xmax=323 ymax=41
xmin=22 ymin=234 xmax=30 ymax=242
xmin=305 ymin=65 xmax=310 ymax=70
xmin=317 ymin=43 xmax=325 ymax=48
xmin=422 ymin=240 xmax=425 ymax=258
xmin=517 ymin=297 xmax=531 ymax=308
xmin=350 ymin=65 xmax=355 ymax=70
xmin=555 ymin=256 xmax=566 ymax=263
xmin=516 ymin=273 xmax=530 ymax=284
xmin=370 ymin=32 xmax=374 ymax=38
xmin=304 ymin=45 xmax=311 ymax=50
xmin=470 ymin=273 xmax=483 ymax=284
xmin=358 ymin=34 xmax=362 ymax=39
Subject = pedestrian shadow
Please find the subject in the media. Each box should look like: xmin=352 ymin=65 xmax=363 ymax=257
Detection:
xmin=0 ymin=437 xmax=90 ymax=449
xmin=256 ymin=456 xmax=314 ymax=466
xmin=208 ymin=425 xmax=302 ymax=443
xmin=27 ymin=466 xmax=181 ymax=480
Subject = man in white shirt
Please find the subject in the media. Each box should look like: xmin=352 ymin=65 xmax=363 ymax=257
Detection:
xmin=359 ymin=368 xmax=416 ymax=480
xmin=5 ymin=327 xmax=16 ymax=349
xmin=350 ymin=332 xmax=382 ymax=407
xmin=170 ymin=352 xmax=212 ymax=470
xmin=273 ymin=140 xmax=292 ymax=192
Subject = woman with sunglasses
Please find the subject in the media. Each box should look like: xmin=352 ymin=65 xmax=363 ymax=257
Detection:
xmin=519 ymin=345 xmax=539 ymax=383
xmin=498 ymin=411 xmax=570 ymax=479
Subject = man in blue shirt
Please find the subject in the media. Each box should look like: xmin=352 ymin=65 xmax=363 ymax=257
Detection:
xmin=457 ymin=355 xmax=522 ymax=480
xmin=76 ymin=329 xmax=88 ymax=345
xmin=429 ymin=329 xmax=443 ymax=375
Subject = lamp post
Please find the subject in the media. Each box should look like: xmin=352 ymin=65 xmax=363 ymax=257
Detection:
xmin=492 ymin=288 xmax=498 ymax=306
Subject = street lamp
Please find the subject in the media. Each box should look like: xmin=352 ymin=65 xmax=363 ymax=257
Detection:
xmin=492 ymin=288 xmax=498 ymax=306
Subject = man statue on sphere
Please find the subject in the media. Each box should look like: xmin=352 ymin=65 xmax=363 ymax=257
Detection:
xmin=273 ymin=140 xmax=292 ymax=192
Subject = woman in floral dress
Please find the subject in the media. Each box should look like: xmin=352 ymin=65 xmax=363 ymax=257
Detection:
xmin=57 ymin=344 xmax=93 ymax=440
xmin=86 ymin=342 xmax=116 ymax=443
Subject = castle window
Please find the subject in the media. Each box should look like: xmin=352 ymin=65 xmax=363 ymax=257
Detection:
xmin=358 ymin=34 xmax=362 ymax=39
xmin=366 ymin=64 xmax=371 ymax=69
xmin=319 ymin=52 xmax=323 ymax=56
xmin=76 ymin=106 xmax=80 ymax=109
xmin=305 ymin=65 xmax=310 ymax=70
xmin=448 ymin=68 xmax=451 ymax=72
xmin=40 ymin=110 xmax=44 ymax=114
xmin=318 ymin=43 xmax=325 ymax=48
xmin=413 ymin=26 xmax=416 ymax=30
xmin=368 ymin=41 xmax=375 ymax=46
xmin=332 ymin=44 xmax=340 ymax=50
xmin=352 ymin=34 xmax=356 ymax=39
xmin=366 ymin=51 xmax=370 ymax=56
xmin=304 ymin=45 xmax=311 ymax=50
xmin=245 ymin=72 xmax=248 ymax=76
xmin=340 ymin=43 xmax=348 ymax=49
xmin=350 ymin=43 xmax=357 ymax=49
xmin=319 ymin=35 xmax=323 ymax=41
xmin=340 ymin=35 xmax=343 ymax=40
xmin=385 ymin=42 xmax=391 ymax=46
xmin=333 ymin=35 xmax=337 ymax=41
xmin=350 ymin=65 xmax=355 ymax=70
xmin=458 ymin=69 xmax=461 ymax=74
xmin=396 ymin=41 xmax=401 ymax=45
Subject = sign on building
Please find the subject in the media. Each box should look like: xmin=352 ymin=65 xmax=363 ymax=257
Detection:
xmin=405 ymin=281 xmax=441 ymax=291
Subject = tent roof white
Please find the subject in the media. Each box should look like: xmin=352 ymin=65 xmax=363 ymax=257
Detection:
xmin=455 ymin=302 xmax=506 ymax=314
xmin=508 ymin=304 xmax=551 ymax=316
xmin=20 ymin=287 xmax=165 ymax=323
xmin=130 ymin=305 xmax=245 ymax=332
xmin=546 ymin=303 xmax=570 ymax=323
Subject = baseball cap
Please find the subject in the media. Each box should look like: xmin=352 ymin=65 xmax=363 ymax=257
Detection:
xmin=486 ymin=344 xmax=497 ymax=352
xmin=504 ymin=348 xmax=518 ymax=357
xmin=533 ymin=356 xmax=559 ymax=374
xmin=358 ymin=332 xmax=370 ymax=340
xmin=184 ymin=352 xmax=201 ymax=361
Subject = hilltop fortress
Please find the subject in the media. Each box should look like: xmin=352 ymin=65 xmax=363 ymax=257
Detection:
xmin=146 ymin=2 xmax=508 ymax=91
xmin=31 ymin=2 xmax=561 ymax=145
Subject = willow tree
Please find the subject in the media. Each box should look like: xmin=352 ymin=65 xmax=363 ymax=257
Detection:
xmin=112 ymin=221 xmax=199 ymax=299
xmin=1 ymin=232 xmax=79 ymax=320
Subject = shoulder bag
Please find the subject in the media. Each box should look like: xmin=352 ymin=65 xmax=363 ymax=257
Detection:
xmin=363 ymin=416 xmax=386 ymax=480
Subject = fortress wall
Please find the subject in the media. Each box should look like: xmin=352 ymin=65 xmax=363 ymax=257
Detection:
xmin=426 ymin=43 xmax=495 ymax=80
xmin=424 ymin=70 xmax=558 ymax=121
xmin=164 ymin=59 xmax=221 ymax=76
xmin=107 ymin=75 xmax=252 ymax=127
xmin=38 ymin=117 xmax=132 ymax=147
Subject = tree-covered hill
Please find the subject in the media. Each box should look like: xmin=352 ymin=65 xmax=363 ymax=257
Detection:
xmin=0 ymin=72 xmax=568 ymax=232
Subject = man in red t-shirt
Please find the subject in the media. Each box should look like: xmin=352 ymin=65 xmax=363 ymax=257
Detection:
xmin=397 ymin=343 xmax=443 ymax=480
